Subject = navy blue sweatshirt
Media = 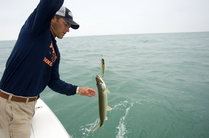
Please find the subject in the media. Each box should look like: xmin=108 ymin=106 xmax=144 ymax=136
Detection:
xmin=0 ymin=0 xmax=77 ymax=97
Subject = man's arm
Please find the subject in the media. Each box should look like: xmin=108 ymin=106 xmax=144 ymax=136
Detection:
xmin=48 ymin=76 xmax=96 ymax=97
xmin=48 ymin=57 xmax=96 ymax=97
xmin=26 ymin=0 xmax=64 ymax=36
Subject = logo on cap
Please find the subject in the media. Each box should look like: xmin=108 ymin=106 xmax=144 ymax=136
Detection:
xmin=68 ymin=12 xmax=73 ymax=18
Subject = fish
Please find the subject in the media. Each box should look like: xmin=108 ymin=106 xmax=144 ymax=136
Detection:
xmin=101 ymin=58 xmax=105 ymax=78
xmin=93 ymin=75 xmax=111 ymax=132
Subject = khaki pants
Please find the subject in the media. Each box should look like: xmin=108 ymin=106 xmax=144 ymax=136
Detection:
xmin=0 ymin=91 xmax=37 ymax=138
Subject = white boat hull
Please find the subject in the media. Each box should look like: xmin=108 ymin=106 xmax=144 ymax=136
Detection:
xmin=30 ymin=99 xmax=70 ymax=138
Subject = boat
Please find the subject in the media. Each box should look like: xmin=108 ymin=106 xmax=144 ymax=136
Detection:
xmin=30 ymin=99 xmax=70 ymax=138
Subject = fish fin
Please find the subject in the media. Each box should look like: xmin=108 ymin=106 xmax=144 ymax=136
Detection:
xmin=105 ymin=88 xmax=110 ymax=93
xmin=105 ymin=116 xmax=108 ymax=120
xmin=107 ymin=106 xmax=112 ymax=111
xmin=93 ymin=121 xmax=101 ymax=133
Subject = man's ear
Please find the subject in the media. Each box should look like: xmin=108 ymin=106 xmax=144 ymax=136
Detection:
xmin=51 ymin=16 xmax=57 ymax=23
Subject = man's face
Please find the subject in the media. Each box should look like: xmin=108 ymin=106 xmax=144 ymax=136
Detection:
xmin=51 ymin=16 xmax=71 ymax=39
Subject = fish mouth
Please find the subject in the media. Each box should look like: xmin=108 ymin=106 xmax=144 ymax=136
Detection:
xmin=97 ymin=75 xmax=103 ymax=79
xmin=96 ymin=75 xmax=104 ymax=83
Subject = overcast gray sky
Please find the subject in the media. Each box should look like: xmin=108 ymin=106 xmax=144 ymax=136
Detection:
xmin=0 ymin=0 xmax=209 ymax=40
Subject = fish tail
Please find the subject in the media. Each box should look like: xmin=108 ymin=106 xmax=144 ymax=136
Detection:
xmin=93 ymin=121 xmax=101 ymax=133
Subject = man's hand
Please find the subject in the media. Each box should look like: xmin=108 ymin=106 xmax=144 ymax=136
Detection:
xmin=77 ymin=87 xmax=96 ymax=97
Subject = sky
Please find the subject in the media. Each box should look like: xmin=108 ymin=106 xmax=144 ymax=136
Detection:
xmin=0 ymin=0 xmax=209 ymax=40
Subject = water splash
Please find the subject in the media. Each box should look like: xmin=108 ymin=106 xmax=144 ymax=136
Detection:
xmin=112 ymin=100 xmax=129 ymax=110
xmin=79 ymin=118 xmax=99 ymax=137
xmin=113 ymin=101 xmax=138 ymax=138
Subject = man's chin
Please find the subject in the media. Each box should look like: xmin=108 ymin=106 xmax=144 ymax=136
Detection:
xmin=57 ymin=35 xmax=64 ymax=39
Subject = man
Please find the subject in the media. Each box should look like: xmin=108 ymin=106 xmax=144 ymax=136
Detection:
xmin=0 ymin=0 xmax=96 ymax=138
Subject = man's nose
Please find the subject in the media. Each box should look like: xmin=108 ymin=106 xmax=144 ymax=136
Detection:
xmin=66 ymin=27 xmax=70 ymax=32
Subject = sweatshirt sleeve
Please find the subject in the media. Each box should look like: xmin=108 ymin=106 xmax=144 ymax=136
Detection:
xmin=48 ymin=55 xmax=78 ymax=96
xmin=26 ymin=0 xmax=64 ymax=36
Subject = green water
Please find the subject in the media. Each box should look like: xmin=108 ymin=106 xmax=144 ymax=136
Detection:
xmin=0 ymin=32 xmax=209 ymax=138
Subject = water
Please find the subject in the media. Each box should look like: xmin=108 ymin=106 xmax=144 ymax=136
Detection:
xmin=0 ymin=32 xmax=209 ymax=138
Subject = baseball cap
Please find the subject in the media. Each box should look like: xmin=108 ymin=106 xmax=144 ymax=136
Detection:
xmin=56 ymin=6 xmax=79 ymax=29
